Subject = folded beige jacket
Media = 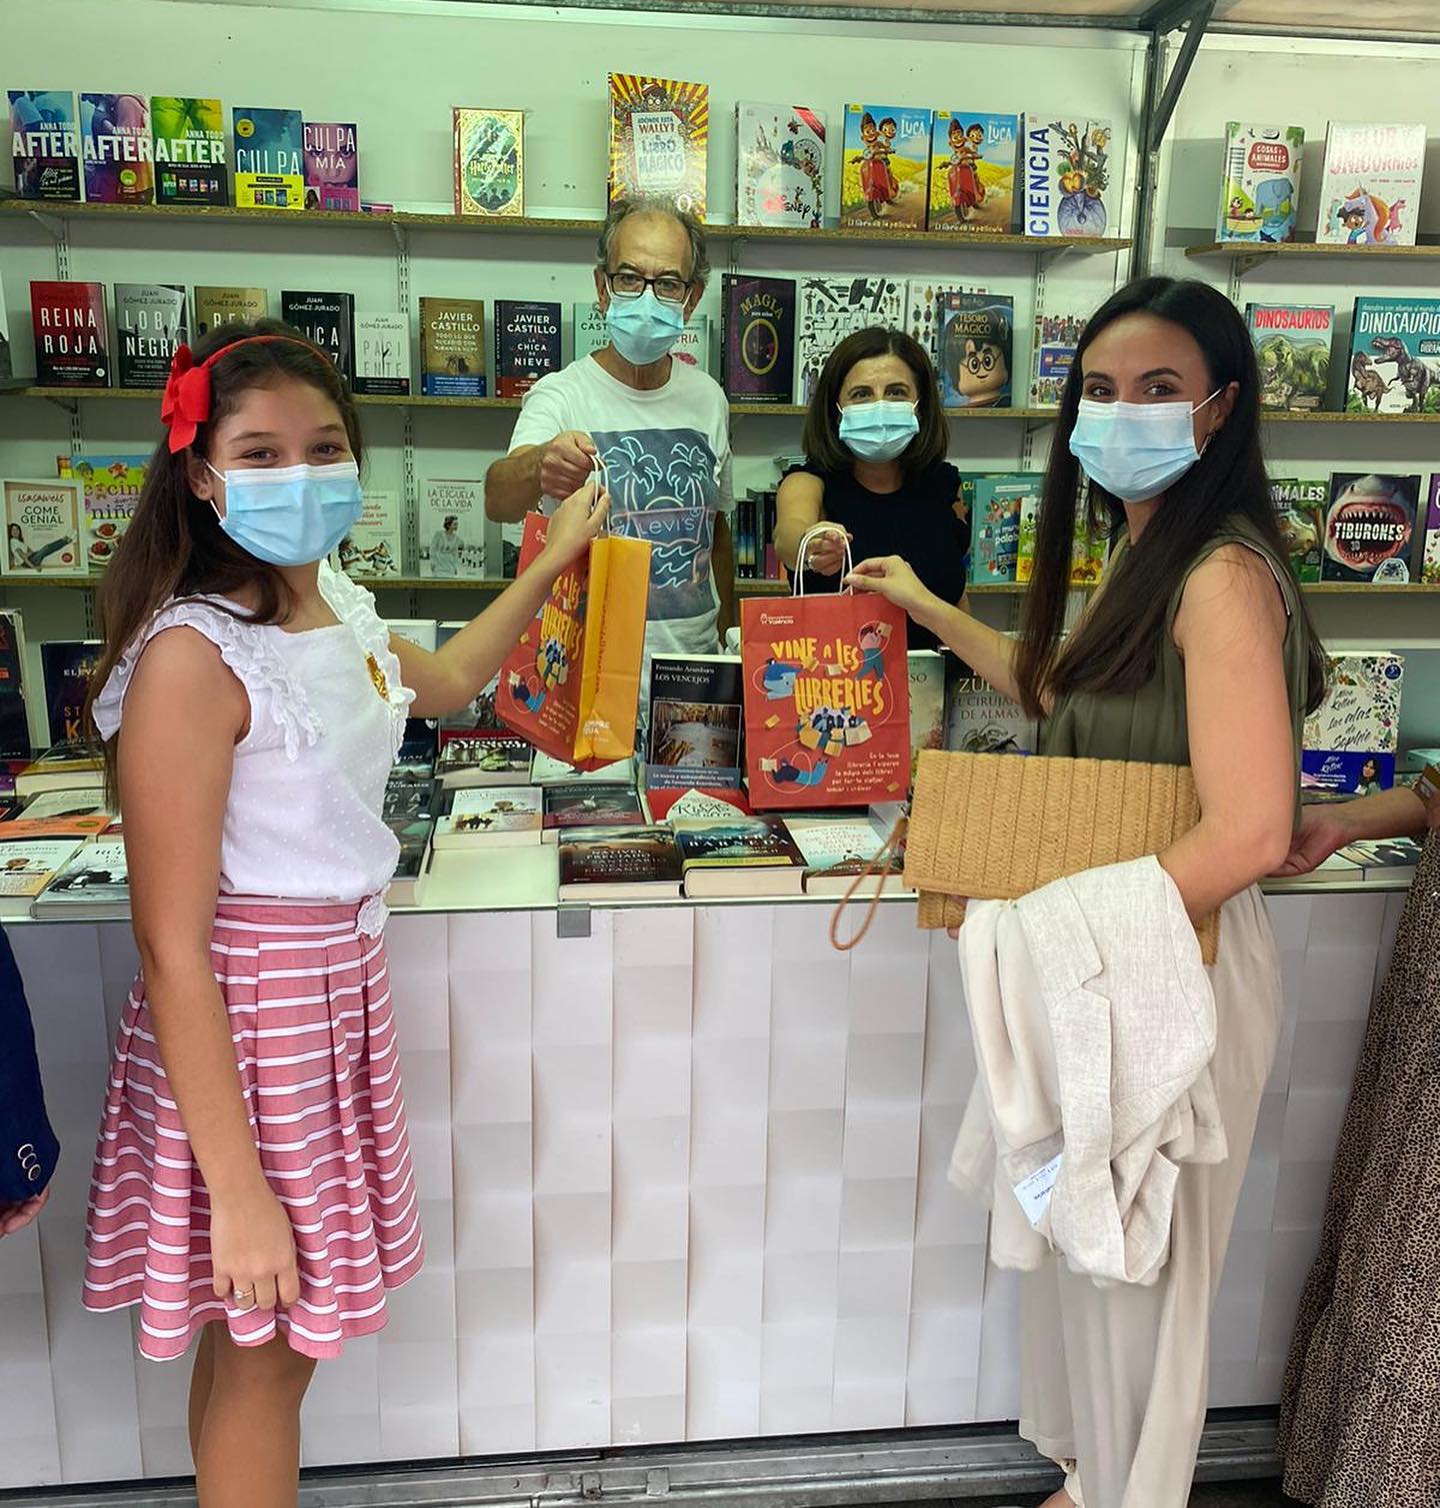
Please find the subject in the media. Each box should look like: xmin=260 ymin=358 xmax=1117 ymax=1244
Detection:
xmin=948 ymin=855 xmax=1227 ymax=1286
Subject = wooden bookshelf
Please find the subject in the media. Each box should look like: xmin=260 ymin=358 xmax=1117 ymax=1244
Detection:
xmin=1186 ymin=238 xmax=1440 ymax=262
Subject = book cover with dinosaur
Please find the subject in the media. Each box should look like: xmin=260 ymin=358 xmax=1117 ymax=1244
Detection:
xmin=1246 ymin=303 xmax=1333 ymax=412
xmin=1346 ymin=296 xmax=1440 ymax=416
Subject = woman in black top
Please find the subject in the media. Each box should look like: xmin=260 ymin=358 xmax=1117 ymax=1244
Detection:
xmin=775 ymin=326 xmax=969 ymax=650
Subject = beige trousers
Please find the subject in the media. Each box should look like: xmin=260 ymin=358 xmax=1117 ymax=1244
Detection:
xmin=1017 ymin=886 xmax=1284 ymax=1508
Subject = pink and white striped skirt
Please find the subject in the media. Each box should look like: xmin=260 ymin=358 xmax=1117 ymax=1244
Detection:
xmin=83 ymin=897 xmax=424 ymax=1362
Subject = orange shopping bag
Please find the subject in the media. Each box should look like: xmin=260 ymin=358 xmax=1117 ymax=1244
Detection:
xmin=498 ymin=511 xmax=651 ymax=770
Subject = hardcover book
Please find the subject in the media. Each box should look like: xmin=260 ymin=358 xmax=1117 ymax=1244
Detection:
xmin=908 ymin=649 xmax=946 ymax=780
xmin=736 ymin=102 xmax=825 ymax=229
xmin=674 ymin=816 xmax=807 ymax=898
xmin=673 ymin=316 xmax=710 ymax=374
xmin=0 ymin=840 xmax=85 ymax=905
xmin=1247 ymin=304 xmax=1333 ymax=412
xmin=944 ymin=655 xmax=1038 ymax=755
xmin=1422 ymin=475 xmax=1440 ymax=585
xmin=558 ymin=826 xmax=683 ymax=901
xmin=193 ymin=286 xmax=268 ymax=338
xmin=115 ymin=283 xmax=187 ymax=389
xmin=79 ymin=92 xmax=154 ymax=204
xmin=1345 ymin=296 xmax=1440 ymax=416
xmin=334 ymin=490 xmax=403 ymax=579
xmin=353 ymin=313 xmax=410 ymax=396
xmin=928 ymin=111 xmax=1018 ymax=233
xmin=32 ymin=839 xmax=130 ymax=915
xmin=904 ymin=280 xmax=981 ymax=370
xmin=721 ymin=274 xmax=796 ymax=403
xmin=1029 ymin=308 xmax=1086 ymax=408
xmin=939 ymin=292 xmax=1014 ymax=408
xmin=493 ymin=300 xmax=562 ymax=398
xmin=1270 ymin=477 xmax=1328 ymax=583
xmin=15 ymin=743 xmax=105 ymax=799
xmin=1316 ymin=123 xmax=1425 ymax=246
xmin=40 ymin=640 xmax=101 ymax=747
xmin=971 ymin=474 xmax=1029 ymax=585
xmin=280 ymin=290 xmax=355 ymax=386
xmin=420 ymin=297 xmax=486 ymax=397
xmin=795 ymin=275 xmax=904 ymax=404
xmin=607 ymin=75 xmax=709 ymax=217
xmin=1019 ymin=114 xmax=1114 ymax=238
xmin=573 ymin=301 xmax=609 ymax=361
xmin=542 ymin=782 xmax=645 ymax=842
xmin=1217 ymin=123 xmax=1303 ymax=243
xmin=437 ymin=735 xmax=534 ymax=789
xmin=840 ymin=103 xmax=932 ymax=230
xmin=784 ymin=814 xmax=884 ymax=875
xmin=231 ymin=106 xmax=304 ymax=210
xmin=2 ymin=480 xmax=84 ymax=578
xmin=433 ymin=785 xmax=543 ymax=848
xmin=646 ymin=653 xmax=743 ymax=805
xmin=1321 ymin=472 xmax=1421 ymax=584
xmin=453 ymin=108 xmax=523 ymax=218
xmin=419 ymin=479 xmax=486 ymax=578
xmin=58 ymin=453 xmax=147 ymax=566
xmin=303 ymin=121 xmax=359 ymax=212
xmin=0 ymin=611 xmax=28 ymax=759
xmin=151 ymin=96 xmax=227 ymax=206
xmin=1302 ymin=651 xmax=1404 ymax=795
xmin=31 ymin=281 xmax=109 ymax=387
xmin=8 ymin=90 xmax=81 ymax=200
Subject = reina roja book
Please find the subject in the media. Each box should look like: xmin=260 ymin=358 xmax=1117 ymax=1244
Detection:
xmin=193 ymin=286 xmax=267 ymax=338
xmin=420 ymin=297 xmax=486 ymax=397
xmin=280 ymin=290 xmax=355 ymax=386
xmin=928 ymin=111 xmax=1018 ymax=234
xmin=493 ymin=300 xmax=562 ymax=399
xmin=1346 ymin=296 xmax=1440 ymax=416
xmin=1246 ymin=304 xmax=1333 ymax=412
xmin=31 ymin=281 xmax=109 ymax=387
xmin=721 ymin=274 xmax=796 ymax=404
xmin=2 ymin=479 xmax=84 ymax=578
xmin=1316 ymin=123 xmax=1425 ymax=246
xmin=939 ymin=292 xmax=1014 ymax=409
xmin=151 ymin=96 xmax=227 ymax=206
xmin=9 ymin=90 xmax=81 ymax=200
xmin=79 ymin=93 xmax=154 ymax=204
xmin=334 ymin=490 xmax=402 ymax=579
xmin=57 ymin=452 xmax=148 ymax=567
xmin=115 ymin=283 xmax=187 ymax=389
xmin=303 ymin=121 xmax=359 ymax=212
xmin=1217 ymin=123 xmax=1303 ymax=243
xmin=453 ymin=108 xmax=523 ymax=217
xmin=607 ymin=74 xmax=709 ymax=217
xmin=1321 ymin=472 xmax=1421 ymax=585
xmin=736 ymin=102 xmax=825 ymax=229
xmin=1020 ymin=114 xmax=1114 ymax=238
xmin=232 ymin=106 xmax=304 ymax=210
xmin=354 ymin=313 xmax=411 ymax=396
xmin=840 ymin=103 xmax=932 ymax=230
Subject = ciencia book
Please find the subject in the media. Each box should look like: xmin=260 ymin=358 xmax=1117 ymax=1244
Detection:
xmin=1321 ymin=472 xmax=1421 ymax=585
xmin=79 ymin=92 xmax=154 ymax=204
xmin=9 ymin=90 xmax=81 ymax=200
xmin=736 ymin=102 xmax=825 ymax=229
xmin=31 ymin=281 xmax=109 ymax=387
xmin=1346 ymin=296 xmax=1440 ymax=416
xmin=280 ymin=290 xmax=355 ymax=386
xmin=1217 ymin=123 xmax=1303 ymax=243
xmin=493 ymin=300 xmax=562 ymax=399
xmin=1246 ymin=303 xmax=1333 ymax=412
xmin=722 ymin=274 xmax=796 ymax=403
xmin=608 ymin=74 xmax=709 ymax=217
xmin=939 ymin=292 xmax=1014 ymax=409
xmin=354 ymin=313 xmax=411 ymax=396
xmin=151 ymin=96 xmax=227 ymax=206
xmin=1 ymin=479 xmax=84 ymax=578
xmin=840 ymin=103 xmax=932 ymax=230
xmin=1316 ymin=123 xmax=1425 ymax=246
xmin=1019 ymin=114 xmax=1114 ymax=237
xmin=927 ymin=111 xmax=1018 ymax=233
xmin=231 ymin=106 xmax=304 ymax=210
xmin=115 ymin=283 xmax=187 ymax=389
xmin=303 ymin=121 xmax=359 ymax=212
xmin=420 ymin=297 xmax=486 ymax=397
xmin=453 ymin=108 xmax=523 ymax=218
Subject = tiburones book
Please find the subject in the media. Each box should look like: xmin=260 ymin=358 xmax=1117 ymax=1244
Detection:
xmin=736 ymin=102 xmax=825 ymax=229
xmin=9 ymin=90 xmax=81 ymax=200
xmin=31 ymin=281 xmax=109 ymax=386
xmin=303 ymin=121 xmax=359 ymax=212
xmin=1322 ymin=472 xmax=1421 ymax=584
xmin=115 ymin=283 xmax=187 ymax=389
xmin=79 ymin=92 xmax=154 ymax=204
xmin=420 ymin=297 xmax=486 ymax=397
xmin=232 ymin=106 xmax=304 ymax=210
xmin=721 ymin=274 xmax=796 ymax=403
xmin=280 ymin=290 xmax=355 ymax=386
xmin=453 ymin=108 xmax=523 ymax=217
xmin=151 ymin=96 xmax=227 ymax=206
xmin=607 ymin=74 xmax=709 ymax=217
xmin=493 ymin=300 xmax=562 ymax=399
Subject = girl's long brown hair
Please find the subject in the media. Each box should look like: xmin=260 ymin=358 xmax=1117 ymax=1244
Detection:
xmin=83 ymin=320 xmax=363 ymax=792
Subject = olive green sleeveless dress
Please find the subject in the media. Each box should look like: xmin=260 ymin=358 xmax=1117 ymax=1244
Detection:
xmin=1016 ymin=515 xmax=1312 ymax=1508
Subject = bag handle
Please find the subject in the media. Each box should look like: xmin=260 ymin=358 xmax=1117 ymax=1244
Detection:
xmin=589 ymin=453 xmax=617 ymax=538
xmin=828 ymin=815 xmax=907 ymax=953
xmin=796 ymin=522 xmax=855 ymax=596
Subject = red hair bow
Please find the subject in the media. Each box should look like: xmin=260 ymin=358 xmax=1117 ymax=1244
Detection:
xmin=161 ymin=344 xmax=212 ymax=454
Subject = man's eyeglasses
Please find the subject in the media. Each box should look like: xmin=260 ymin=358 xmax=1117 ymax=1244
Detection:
xmin=606 ymin=270 xmax=691 ymax=305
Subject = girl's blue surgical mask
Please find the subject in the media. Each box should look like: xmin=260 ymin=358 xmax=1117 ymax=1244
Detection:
xmin=207 ymin=460 xmax=363 ymax=567
xmin=605 ymin=291 xmax=687 ymax=366
xmin=1068 ymin=391 xmax=1221 ymax=502
xmin=837 ymin=400 xmax=919 ymax=463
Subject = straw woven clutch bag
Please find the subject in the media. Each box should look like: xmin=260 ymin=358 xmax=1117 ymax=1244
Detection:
xmin=902 ymin=750 xmax=1220 ymax=964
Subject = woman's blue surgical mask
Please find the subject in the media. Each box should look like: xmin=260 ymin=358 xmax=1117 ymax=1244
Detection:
xmin=606 ymin=291 xmax=687 ymax=366
xmin=207 ymin=460 xmax=363 ymax=567
xmin=1068 ymin=391 xmax=1221 ymax=502
xmin=837 ymin=400 xmax=920 ymax=463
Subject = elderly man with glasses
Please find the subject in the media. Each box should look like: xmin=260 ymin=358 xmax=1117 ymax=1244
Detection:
xmin=485 ymin=198 xmax=735 ymax=684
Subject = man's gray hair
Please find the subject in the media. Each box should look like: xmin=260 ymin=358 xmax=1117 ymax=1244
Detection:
xmin=596 ymin=198 xmax=711 ymax=285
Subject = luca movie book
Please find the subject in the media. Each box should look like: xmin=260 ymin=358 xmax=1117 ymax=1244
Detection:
xmin=31 ymin=281 xmax=109 ymax=387
xmin=420 ymin=297 xmax=486 ymax=397
xmin=939 ymin=292 xmax=1014 ymax=409
xmin=721 ymin=274 xmax=796 ymax=403
xmin=736 ymin=102 xmax=825 ymax=229
xmin=420 ymin=479 xmax=486 ymax=578
xmin=151 ymin=96 xmax=227 ymax=206
xmin=608 ymin=75 xmax=709 ymax=217
xmin=1269 ymin=477 xmax=1328 ymax=583
xmin=334 ymin=490 xmax=403 ymax=579
xmin=494 ymin=300 xmax=562 ymax=398
xmin=1030 ymin=308 xmax=1086 ymax=408
xmin=795 ymin=276 xmax=904 ymax=404
xmin=1302 ymin=651 xmax=1404 ymax=795
xmin=79 ymin=93 xmax=153 ymax=204
xmin=971 ymin=475 xmax=1030 ymax=585
xmin=193 ymin=286 xmax=267 ymax=338
xmin=1346 ymin=297 xmax=1440 ymax=416
xmin=1246 ymin=304 xmax=1333 ymax=412
xmin=1217 ymin=124 xmax=1303 ymax=243
xmin=354 ymin=313 xmax=411 ymax=396
xmin=115 ymin=283 xmax=187 ymax=389
xmin=1424 ymin=476 xmax=1440 ymax=584
xmin=9 ymin=90 xmax=81 ymax=200
xmin=280 ymin=290 xmax=355 ymax=386
xmin=1020 ymin=115 xmax=1114 ymax=238
xmin=1317 ymin=123 xmax=1425 ymax=246
xmin=58 ymin=453 xmax=147 ymax=566
xmin=1322 ymin=472 xmax=1421 ymax=584
xmin=840 ymin=104 xmax=932 ymax=230
xmin=646 ymin=653 xmax=743 ymax=814
xmin=303 ymin=121 xmax=359 ymax=212
xmin=453 ymin=108 xmax=523 ymax=218
xmin=2 ymin=480 xmax=84 ymax=578
xmin=231 ymin=106 xmax=304 ymax=210
xmin=928 ymin=111 xmax=1018 ymax=234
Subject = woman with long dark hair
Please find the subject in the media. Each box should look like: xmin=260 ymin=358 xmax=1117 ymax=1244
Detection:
xmin=850 ymin=276 xmax=1325 ymax=1507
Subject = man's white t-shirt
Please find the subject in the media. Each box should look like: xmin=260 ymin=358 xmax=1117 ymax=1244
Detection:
xmin=506 ymin=353 xmax=734 ymax=665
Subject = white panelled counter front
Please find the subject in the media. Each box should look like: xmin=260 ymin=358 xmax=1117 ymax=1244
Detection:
xmin=0 ymin=872 xmax=1406 ymax=1493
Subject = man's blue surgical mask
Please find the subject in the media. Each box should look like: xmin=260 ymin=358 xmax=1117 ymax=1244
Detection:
xmin=207 ymin=460 xmax=363 ymax=567
xmin=1068 ymin=391 xmax=1221 ymax=502
xmin=606 ymin=291 xmax=686 ymax=367
xmin=837 ymin=400 xmax=920 ymax=463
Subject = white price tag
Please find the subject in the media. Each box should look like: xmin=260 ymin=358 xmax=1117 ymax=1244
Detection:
xmin=1012 ymin=1151 xmax=1063 ymax=1229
